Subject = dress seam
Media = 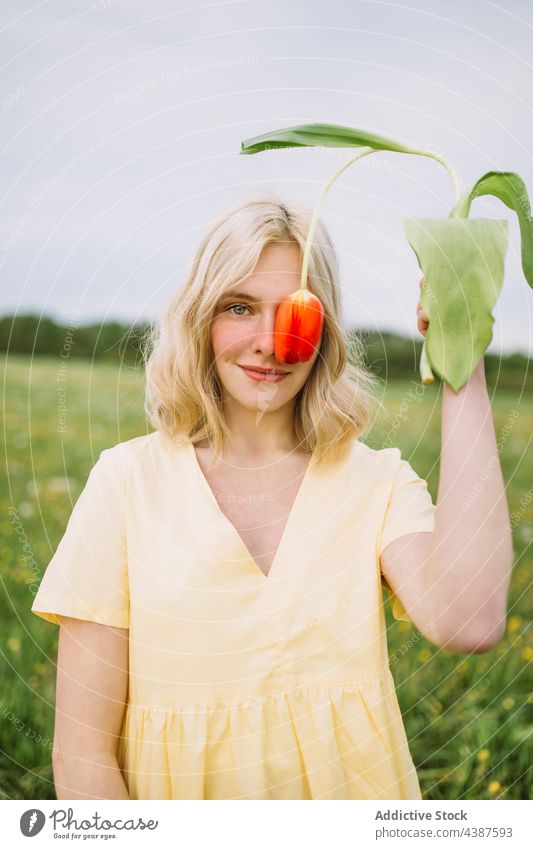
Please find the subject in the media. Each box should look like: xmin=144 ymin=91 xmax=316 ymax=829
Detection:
xmin=126 ymin=672 xmax=392 ymax=712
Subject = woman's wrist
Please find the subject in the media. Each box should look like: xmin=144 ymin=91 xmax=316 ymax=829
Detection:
xmin=443 ymin=355 xmax=486 ymax=395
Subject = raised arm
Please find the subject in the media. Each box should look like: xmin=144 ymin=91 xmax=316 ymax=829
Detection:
xmin=380 ymin=281 xmax=513 ymax=652
xmin=426 ymin=357 xmax=513 ymax=648
xmin=52 ymin=617 xmax=130 ymax=800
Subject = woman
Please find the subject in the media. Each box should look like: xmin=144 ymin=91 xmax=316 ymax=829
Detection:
xmin=31 ymin=195 xmax=513 ymax=800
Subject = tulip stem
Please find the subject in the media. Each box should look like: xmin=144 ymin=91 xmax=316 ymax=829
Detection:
xmin=300 ymin=146 xmax=463 ymax=290
xmin=420 ymin=338 xmax=435 ymax=384
xmin=299 ymin=142 xmax=462 ymax=388
xmin=300 ymin=147 xmax=377 ymax=290
xmin=404 ymin=146 xmax=464 ymax=207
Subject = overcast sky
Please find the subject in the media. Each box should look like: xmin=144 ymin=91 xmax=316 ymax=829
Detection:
xmin=1 ymin=0 xmax=532 ymax=354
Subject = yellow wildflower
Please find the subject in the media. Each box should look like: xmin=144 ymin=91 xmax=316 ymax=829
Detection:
xmin=488 ymin=780 xmax=501 ymax=794
xmin=477 ymin=749 xmax=490 ymax=764
xmin=522 ymin=647 xmax=533 ymax=662
xmin=418 ymin=649 xmax=432 ymax=663
xmin=7 ymin=637 xmax=21 ymax=652
xmin=502 ymin=697 xmax=515 ymax=710
xmin=507 ymin=616 xmax=521 ymax=633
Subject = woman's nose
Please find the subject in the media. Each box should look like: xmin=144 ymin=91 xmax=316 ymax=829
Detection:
xmin=250 ymin=309 xmax=277 ymax=355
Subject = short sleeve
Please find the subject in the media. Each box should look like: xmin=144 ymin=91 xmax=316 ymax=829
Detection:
xmin=378 ymin=451 xmax=436 ymax=622
xmin=31 ymin=447 xmax=129 ymax=628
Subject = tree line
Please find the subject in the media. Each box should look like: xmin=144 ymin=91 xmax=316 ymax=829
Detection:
xmin=0 ymin=313 xmax=530 ymax=390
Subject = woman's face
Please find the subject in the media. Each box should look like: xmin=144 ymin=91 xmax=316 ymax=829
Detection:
xmin=210 ymin=242 xmax=322 ymax=414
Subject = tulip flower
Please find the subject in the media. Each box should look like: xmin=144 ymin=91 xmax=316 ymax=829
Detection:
xmin=241 ymin=124 xmax=533 ymax=392
xmin=274 ymin=287 xmax=325 ymax=365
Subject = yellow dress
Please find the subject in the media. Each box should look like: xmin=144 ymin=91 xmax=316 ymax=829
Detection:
xmin=31 ymin=431 xmax=436 ymax=800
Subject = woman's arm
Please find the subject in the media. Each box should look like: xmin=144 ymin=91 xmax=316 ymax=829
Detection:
xmin=52 ymin=616 xmax=130 ymax=800
xmin=380 ymin=282 xmax=514 ymax=651
xmin=426 ymin=356 xmax=514 ymax=649
xmin=419 ymin=276 xmax=513 ymax=648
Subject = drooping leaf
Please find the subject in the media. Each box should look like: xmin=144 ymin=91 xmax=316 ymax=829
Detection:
xmin=463 ymin=172 xmax=533 ymax=288
xmin=404 ymin=218 xmax=509 ymax=392
xmin=241 ymin=123 xmax=412 ymax=155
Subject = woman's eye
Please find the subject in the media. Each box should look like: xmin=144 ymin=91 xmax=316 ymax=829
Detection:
xmin=226 ymin=303 xmax=251 ymax=316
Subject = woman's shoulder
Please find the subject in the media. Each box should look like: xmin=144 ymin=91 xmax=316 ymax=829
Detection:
xmin=98 ymin=430 xmax=189 ymax=475
xmin=321 ymin=439 xmax=406 ymax=493
xmin=350 ymin=438 xmax=403 ymax=470
xmin=350 ymin=440 xmax=428 ymax=496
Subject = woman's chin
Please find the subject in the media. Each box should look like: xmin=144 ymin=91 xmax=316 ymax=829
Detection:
xmin=223 ymin=383 xmax=288 ymax=412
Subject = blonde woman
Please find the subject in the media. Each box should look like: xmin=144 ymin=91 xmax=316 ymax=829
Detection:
xmin=31 ymin=195 xmax=512 ymax=800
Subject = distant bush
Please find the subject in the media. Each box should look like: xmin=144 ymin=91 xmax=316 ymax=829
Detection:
xmin=0 ymin=314 xmax=151 ymax=365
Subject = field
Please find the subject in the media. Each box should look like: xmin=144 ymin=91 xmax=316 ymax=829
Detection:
xmin=1 ymin=353 xmax=531 ymax=800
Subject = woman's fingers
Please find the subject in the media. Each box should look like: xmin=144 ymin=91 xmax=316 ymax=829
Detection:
xmin=418 ymin=318 xmax=429 ymax=337
xmin=417 ymin=278 xmax=428 ymax=336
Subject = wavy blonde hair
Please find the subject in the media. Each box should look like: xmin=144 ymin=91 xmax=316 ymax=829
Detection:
xmin=142 ymin=194 xmax=385 ymax=469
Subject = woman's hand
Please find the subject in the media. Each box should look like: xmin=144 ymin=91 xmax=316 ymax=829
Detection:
xmin=416 ymin=277 xmax=430 ymax=338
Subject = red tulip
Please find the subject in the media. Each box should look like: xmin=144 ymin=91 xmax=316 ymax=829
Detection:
xmin=274 ymin=288 xmax=325 ymax=365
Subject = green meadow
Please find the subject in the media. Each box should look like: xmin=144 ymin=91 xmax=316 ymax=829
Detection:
xmin=1 ymin=353 xmax=531 ymax=800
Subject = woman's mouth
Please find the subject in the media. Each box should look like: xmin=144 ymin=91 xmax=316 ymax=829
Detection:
xmin=239 ymin=366 xmax=289 ymax=383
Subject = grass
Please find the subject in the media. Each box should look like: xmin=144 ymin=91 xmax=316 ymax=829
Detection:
xmin=1 ymin=354 xmax=531 ymax=800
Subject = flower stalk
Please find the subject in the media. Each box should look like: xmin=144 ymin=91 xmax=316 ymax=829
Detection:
xmin=241 ymin=123 xmax=532 ymax=390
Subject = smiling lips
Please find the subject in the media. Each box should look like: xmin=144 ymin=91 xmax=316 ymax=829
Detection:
xmin=239 ymin=365 xmax=289 ymax=383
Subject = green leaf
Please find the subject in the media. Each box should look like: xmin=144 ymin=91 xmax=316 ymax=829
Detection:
xmin=404 ymin=218 xmax=509 ymax=392
xmin=240 ymin=123 xmax=412 ymax=155
xmin=466 ymin=171 xmax=533 ymax=288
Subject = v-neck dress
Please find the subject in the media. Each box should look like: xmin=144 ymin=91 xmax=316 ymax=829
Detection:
xmin=31 ymin=430 xmax=436 ymax=800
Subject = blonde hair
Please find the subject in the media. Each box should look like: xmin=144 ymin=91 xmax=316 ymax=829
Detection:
xmin=142 ymin=193 xmax=385 ymax=469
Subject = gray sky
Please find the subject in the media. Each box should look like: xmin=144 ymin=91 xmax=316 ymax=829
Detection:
xmin=1 ymin=0 xmax=532 ymax=354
